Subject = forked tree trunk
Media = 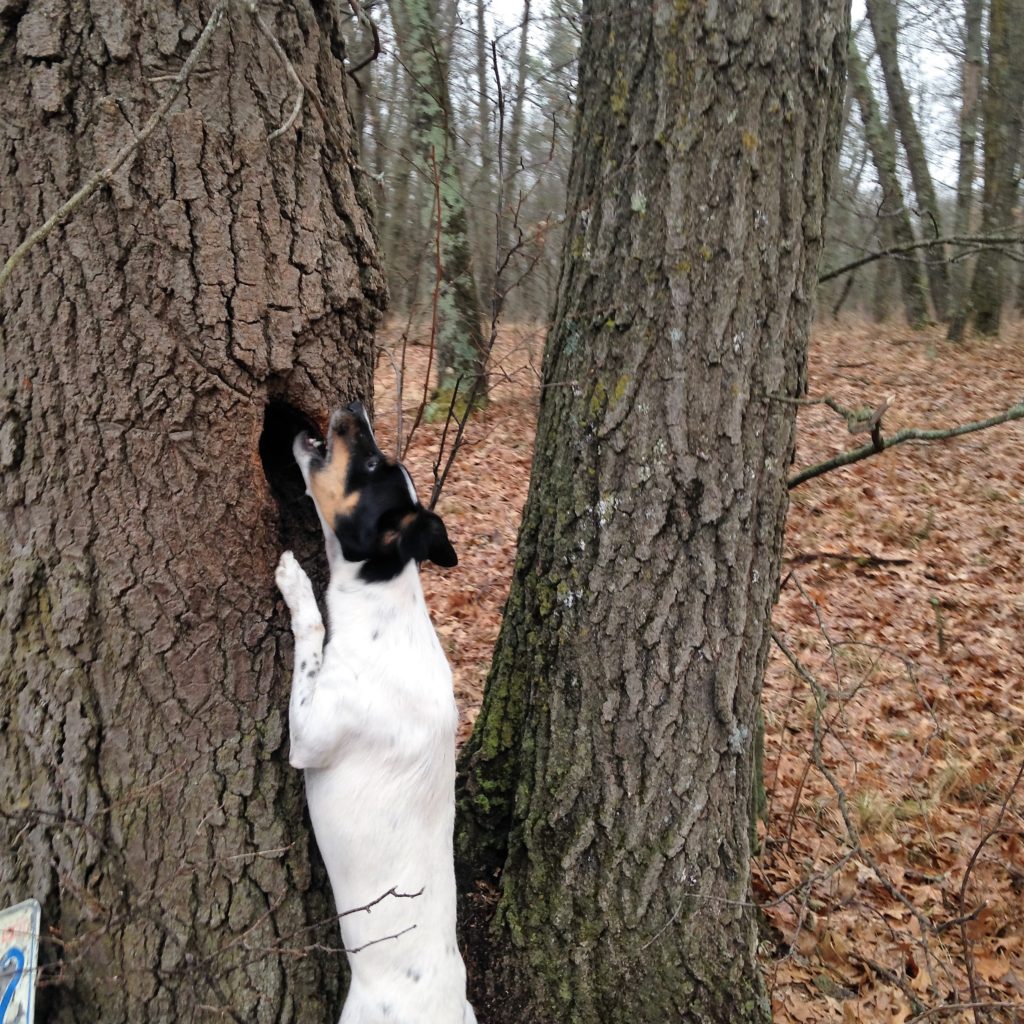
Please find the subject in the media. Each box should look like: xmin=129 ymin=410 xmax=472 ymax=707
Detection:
xmin=455 ymin=1 xmax=849 ymax=1022
xmin=0 ymin=3 xmax=385 ymax=1021
xmin=865 ymin=0 xmax=949 ymax=319
xmin=848 ymin=40 xmax=930 ymax=327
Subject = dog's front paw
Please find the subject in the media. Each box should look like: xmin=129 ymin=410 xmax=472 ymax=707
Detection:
xmin=275 ymin=551 xmax=316 ymax=614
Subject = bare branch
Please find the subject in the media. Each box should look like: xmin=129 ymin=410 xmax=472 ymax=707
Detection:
xmin=253 ymin=9 xmax=305 ymax=141
xmin=907 ymin=1003 xmax=1024 ymax=1023
xmin=957 ymin=758 xmax=1024 ymax=1024
xmin=788 ymin=400 xmax=1024 ymax=489
xmin=819 ymin=230 xmax=1024 ymax=283
xmin=401 ymin=146 xmax=444 ymax=460
xmin=343 ymin=0 xmax=382 ymax=78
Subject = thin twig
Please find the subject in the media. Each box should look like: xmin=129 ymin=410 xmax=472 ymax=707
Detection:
xmin=958 ymin=758 xmax=1024 ymax=1024
xmin=907 ymin=1003 xmax=1024 ymax=1023
xmin=771 ymin=625 xmax=942 ymax=990
xmin=254 ymin=10 xmax=305 ymax=141
xmin=430 ymin=374 xmax=464 ymax=498
xmin=0 ymin=0 xmax=230 ymax=296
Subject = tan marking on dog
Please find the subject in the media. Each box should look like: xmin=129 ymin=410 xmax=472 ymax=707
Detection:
xmin=309 ymin=446 xmax=359 ymax=523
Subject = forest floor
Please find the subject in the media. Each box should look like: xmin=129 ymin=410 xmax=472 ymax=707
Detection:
xmin=373 ymin=317 xmax=1024 ymax=1024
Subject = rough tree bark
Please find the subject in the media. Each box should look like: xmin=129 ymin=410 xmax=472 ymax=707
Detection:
xmin=970 ymin=0 xmax=1024 ymax=335
xmin=456 ymin=1 xmax=849 ymax=1022
xmin=387 ymin=0 xmax=488 ymax=408
xmin=948 ymin=0 xmax=984 ymax=340
xmin=865 ymin=0 xmax=949 ymax=319
xmin=848 ymin=39 xmax=930 ymax=327
xmin=0 ymin=3 xmax=385 ymax=1021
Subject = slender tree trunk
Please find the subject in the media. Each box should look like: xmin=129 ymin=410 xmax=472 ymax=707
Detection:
xmin=0 ymin=4 xmax=385 ymax=1021
xmin=473 ymin=0 xmax=496 ymax=312
xmin=848 ymin=40 xmax=930 ymax=326
xmin=865 ymin=0 xmax=949 ymax=319
xmin=381 ymin=70 xmax=423 ymax=309
xmin=388 ymin=0 xmax=488 ymax=405
xmin=493 ymin=0 xmax=533 ymax=318
xmin=948 ymin=0 xmax=985 ymax=340
xmin=456 ymin=1 xmax=850 ymax=1021
xmin=970 ymin=0 xmax=1024 ymax=335
xmin=872 ymin=216 xmax=898 ymax=322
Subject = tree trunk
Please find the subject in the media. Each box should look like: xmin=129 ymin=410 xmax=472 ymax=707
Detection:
xmin=472 ymin=0 xmax=496 ymax=313
xmin=455 ymin=1 xmax=849 ymax=1021
xmin=948 ymin=0 xmax=985 ymax=340
xmin=970 ymin=0 xmax=1024 ymax=335
xmin=0 ymin=4 xmax=386 ymax=1021
xmin=848 ymin=40 xmax=930 ymax=327
xmin=872 ymin=216 xmax=898 ymax=322
xmin=388 ymin=0 xmax=488 ymax=407
xmin=865 ymin=0 xmax=949 ymax=320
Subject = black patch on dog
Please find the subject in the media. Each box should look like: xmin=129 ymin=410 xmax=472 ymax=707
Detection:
xmin=260 ymin=401 xmax=330 ymax=613
xmin=348 ymin=506 xmax=457 ymax=582
xmin=318 ymin=403 xmax=458 ymax=582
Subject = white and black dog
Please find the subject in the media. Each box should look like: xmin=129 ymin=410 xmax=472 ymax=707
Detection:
xmin=275 ymin=401 xmax=477 ymax=1024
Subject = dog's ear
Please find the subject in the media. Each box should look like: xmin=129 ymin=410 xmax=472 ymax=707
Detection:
xmin=400 ymin=509 xmax=457 ymax=568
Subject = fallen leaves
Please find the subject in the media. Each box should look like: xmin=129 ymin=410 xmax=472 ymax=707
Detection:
xmin=374 ymin=317 xmax=1024 ymax=1022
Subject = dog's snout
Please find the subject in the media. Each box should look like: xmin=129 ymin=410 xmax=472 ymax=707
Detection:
xmin=346 ymin=401 xmax=365 ymax=417
xmin=329 ymin=407 xmax=357 ymax=435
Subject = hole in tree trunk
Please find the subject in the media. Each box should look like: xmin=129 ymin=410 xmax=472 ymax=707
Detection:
xmin=259 ymin=401 xmax=330 ymax=590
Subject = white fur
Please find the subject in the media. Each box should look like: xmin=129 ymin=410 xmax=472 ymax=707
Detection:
xmin=275 ymin=545 xmax=477 ymax=1024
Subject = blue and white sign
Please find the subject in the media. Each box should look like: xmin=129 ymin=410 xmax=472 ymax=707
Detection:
xmin=0 ymin=900 xmax=40 ymax=1024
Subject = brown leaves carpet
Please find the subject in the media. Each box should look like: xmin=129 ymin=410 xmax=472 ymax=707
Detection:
xmin=374 ymin=318 xmax=1024 ymax=1024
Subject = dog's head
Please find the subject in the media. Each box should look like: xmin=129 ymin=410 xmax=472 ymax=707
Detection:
xmin=293 ymin=402 xmax=457 ymax=581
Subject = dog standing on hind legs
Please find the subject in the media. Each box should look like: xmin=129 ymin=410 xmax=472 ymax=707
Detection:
xmin=275 ymin=401 xmax=477 ymax=1024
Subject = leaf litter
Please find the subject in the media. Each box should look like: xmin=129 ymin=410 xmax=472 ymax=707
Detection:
xmin=375 ymin=318 xmax=1024 ymax=1023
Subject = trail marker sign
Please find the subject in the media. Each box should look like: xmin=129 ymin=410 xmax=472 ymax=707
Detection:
xmin=0 ymin=899 xmax=40 ymax=1024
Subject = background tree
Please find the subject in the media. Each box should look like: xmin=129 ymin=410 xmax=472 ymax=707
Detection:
xmin=970 ymin=0 xmax=1024 ymax=334
xmin=847 ymin=38 xmax=930 ymax=327
xmin=865 ymin=0 xmax=950 ymax=319
xmin=948 ymin=0 xmax=985 ymax=340
xmin=455 ymin=2 xmax=850 ymax=1023
xmin=0 ymin=2 xmax=385 ymax=1020
xmin=387 ymin=0 xmax=488 ymax=408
